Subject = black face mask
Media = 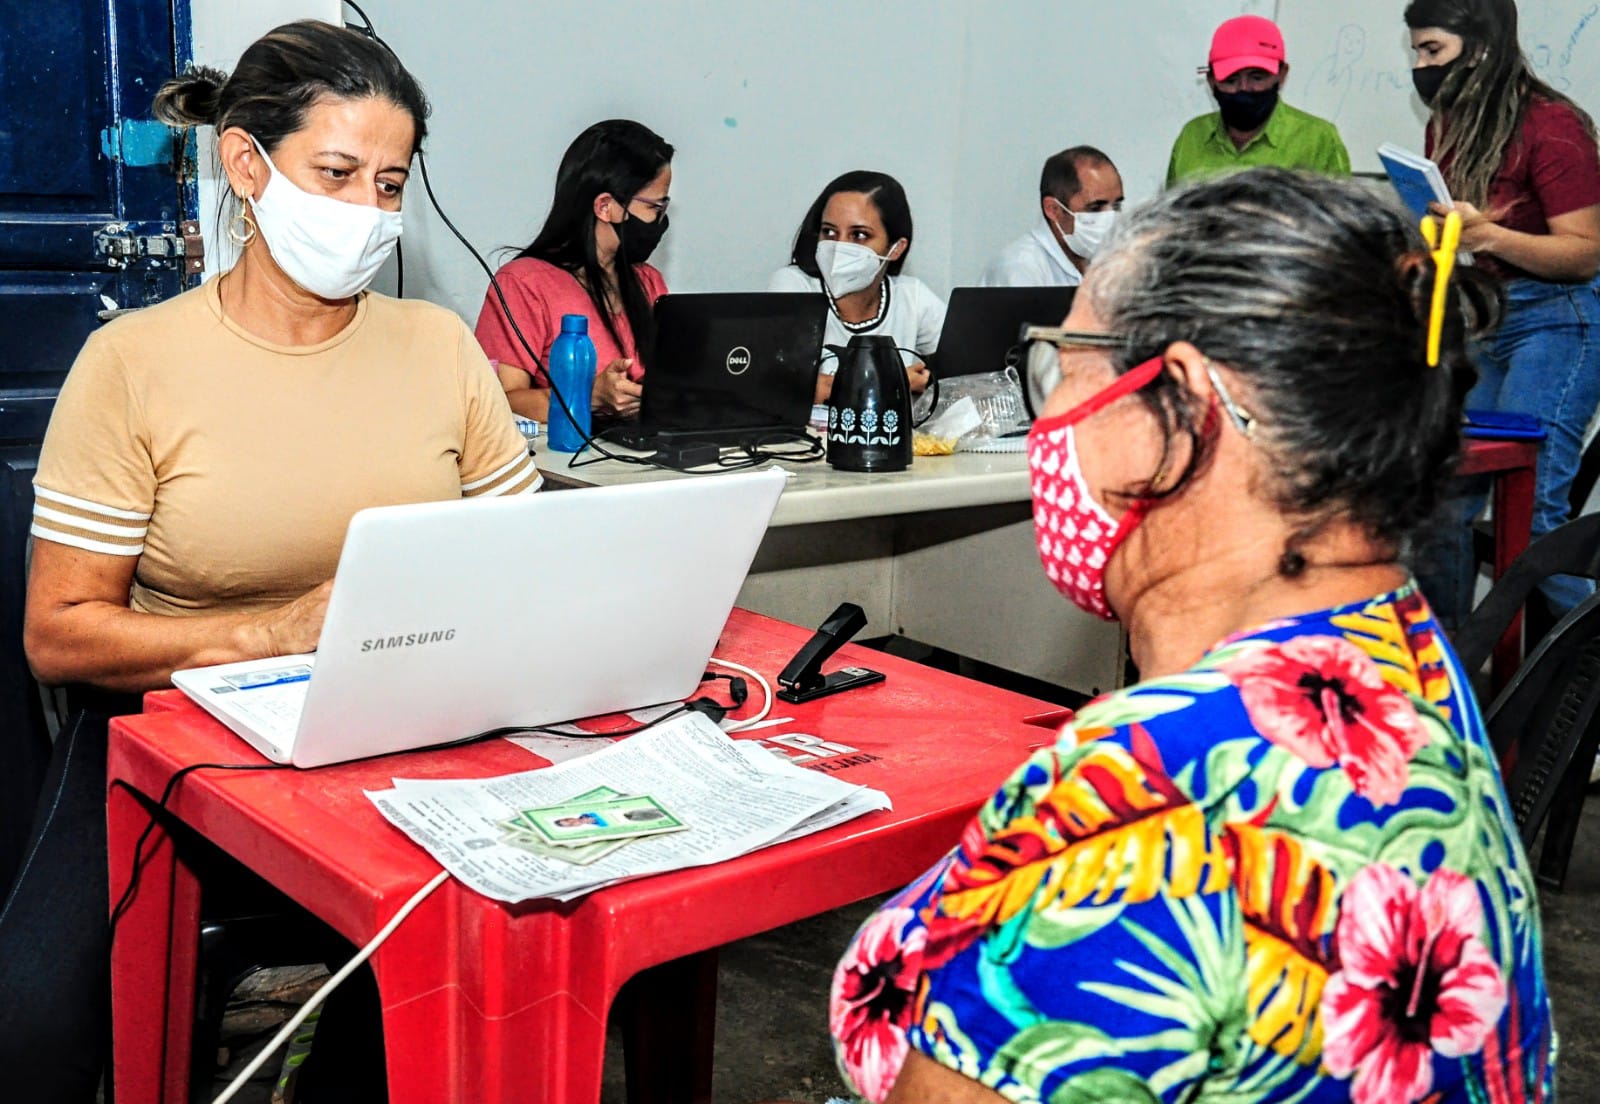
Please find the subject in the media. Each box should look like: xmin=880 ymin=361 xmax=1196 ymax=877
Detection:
xmin=1214 ymin=85 xmax=1280 ymax=133
xmin=615 ymin=210 xmax=669 ymax=264
xmin=1412 ymin=58 xmax=1461 ymax=106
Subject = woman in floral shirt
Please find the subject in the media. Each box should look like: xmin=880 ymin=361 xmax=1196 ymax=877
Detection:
xmin=830 ymin=169 xmax=1553 ymax=1103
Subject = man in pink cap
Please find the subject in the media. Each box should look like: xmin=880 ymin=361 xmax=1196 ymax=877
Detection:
xmin=1166 ymin=14 xmax=1350 ymax=185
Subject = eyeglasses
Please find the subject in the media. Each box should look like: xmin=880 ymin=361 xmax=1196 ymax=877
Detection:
xmin=1019 ymin=325 xmax=1258 ymax=438
xmin=629 ymin=194 xmax=671 ymax=217
xmin=1201 ymin=360 xmax=1256 ymax=438
xmin=1019 ymin=324 xmax=1127 ymax=419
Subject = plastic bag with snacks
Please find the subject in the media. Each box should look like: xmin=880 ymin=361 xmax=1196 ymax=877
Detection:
xmin=913 ymin=396 xmax=982 ymax=455
xmin=917 ymin=368 xmax=1030 ymax=452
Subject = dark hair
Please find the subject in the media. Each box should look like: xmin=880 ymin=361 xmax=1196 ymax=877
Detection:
xmin=152 ymin=20 xmax=430 ymax=154
xmin=1404 ymin=0 xmax=1596 ymax=208
xmin=1084 ymin=168 xmax=1500 ymax=569
xmin=1039 ymin=146 xmax=1112 ymax=202
xmin=513 ymin=120 xmax=674 ymax=369
xmin=788 ymin=171 xmax=914 ymax=278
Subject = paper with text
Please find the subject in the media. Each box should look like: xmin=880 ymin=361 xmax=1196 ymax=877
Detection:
xmin=366 ymin=713 xmax=890 ymax=902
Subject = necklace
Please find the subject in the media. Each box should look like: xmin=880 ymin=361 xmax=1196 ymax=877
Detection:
xmin=828 ymin=277 xmax=891 ymax=333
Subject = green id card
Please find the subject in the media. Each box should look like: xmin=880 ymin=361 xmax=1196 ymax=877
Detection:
xmin=523 ymin=794 xmax=686 ymax=846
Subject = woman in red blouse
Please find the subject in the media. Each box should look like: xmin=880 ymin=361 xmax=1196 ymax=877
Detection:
xmin=474 ymin=119 xmax=673 ymax=421
xmin=1406 ymin=0 xmax=1600 ymax=626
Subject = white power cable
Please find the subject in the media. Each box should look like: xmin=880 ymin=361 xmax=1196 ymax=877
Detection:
xmin=707 ymin=656 xmax=773 ymax=732
xmin=214 ymin=659 xmax=766 ymax=1103
xmin=211 ymin=868 xmax=451 ymax=1104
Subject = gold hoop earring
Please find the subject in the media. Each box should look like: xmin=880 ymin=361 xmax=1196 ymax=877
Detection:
xmin=228 ymin=209 xmax=256 ymax=247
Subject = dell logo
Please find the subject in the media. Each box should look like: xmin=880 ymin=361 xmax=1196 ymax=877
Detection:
xmin=726 ymin=346 xmax=752 ymax=375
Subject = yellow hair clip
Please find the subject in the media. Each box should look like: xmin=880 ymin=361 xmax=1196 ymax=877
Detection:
xmin=1419 ymin=210 xmax=1462 ymax=367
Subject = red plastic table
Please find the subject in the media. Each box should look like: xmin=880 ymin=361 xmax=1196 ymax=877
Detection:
xmin=108 ymin=608 xmax=1057 ymax=1103
xmin=1458 ymin=437 xmax=1538 ymax=688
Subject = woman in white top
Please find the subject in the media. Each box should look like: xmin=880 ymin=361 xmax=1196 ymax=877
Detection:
xmin=768 ymin=171 xmax=945 ymax=412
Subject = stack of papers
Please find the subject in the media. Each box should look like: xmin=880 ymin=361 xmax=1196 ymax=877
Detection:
xmin=366 ymin=713 xmax=891 ymax=902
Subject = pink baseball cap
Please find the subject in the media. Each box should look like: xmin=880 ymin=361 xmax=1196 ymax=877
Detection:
xmin=1209 ymin=15 xmax=1285 ymax=82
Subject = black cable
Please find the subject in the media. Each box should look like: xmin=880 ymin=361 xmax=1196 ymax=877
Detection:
xmin=410 ymin=148 xmax=600 ymax=459
xmin=341 ymin=0 xmax=376 ymax=35
xmin=345 ymin=1 xmax=611 ymax=464
xmin=393 ymin=237 xmax=403 ymax=299
xmin=415 ymin=145 xmax=814 ymax=474
xmin=342 ymin=0 xmax=819 ymax=477
xmin=103 ymin=693 xmax=700 ymax=937
xmin=108 ymin=761 xmax=292 ymax=937
xmin=516 ymin=702 xmax=697 ymax=739
xmin=407 ymin=146 xmax=705 ymax=474
xmin=341 ymin=3 xmax=567 ymax=415
xmin=573 ymin=425 xmax=824 ymax=474
xmin=470 ymin=671 xmax=748 ymax=740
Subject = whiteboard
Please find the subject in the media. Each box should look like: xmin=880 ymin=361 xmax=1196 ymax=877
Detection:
xmin=1277 ymin=0 xmax=1600 ymax=172
xmin=350 ymin=0 xmax=1271 ymax=321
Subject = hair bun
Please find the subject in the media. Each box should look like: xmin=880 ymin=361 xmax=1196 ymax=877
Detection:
xmin=1393 ymin=247 xmax=1502 ymax=372
xmin=1394 ymin=248 xmax=1437 ymax=365
xmin=151 ymin=66 xmax=228 ymax=128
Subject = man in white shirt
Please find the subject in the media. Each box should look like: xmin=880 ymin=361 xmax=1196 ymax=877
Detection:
xmin=979 ymin=146 xmax=1124 ymax=288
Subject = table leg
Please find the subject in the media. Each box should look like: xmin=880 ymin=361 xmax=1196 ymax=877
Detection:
xmin=374 ymin=900 xmax=615 ymax=1104
xmin=622 ymin=951 xmax=718 ymax=1104
xmin=108 ymin=783 xmax=201 ymax=1104
xmin=1491 ymin=462 xmax=1536 ymax=690
xmin=376 ymin=982 xmax=613 ymax=1104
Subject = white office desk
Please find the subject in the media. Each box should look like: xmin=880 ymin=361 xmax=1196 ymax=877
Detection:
xmin=538 ymin=447 xmax=1123 ymax=697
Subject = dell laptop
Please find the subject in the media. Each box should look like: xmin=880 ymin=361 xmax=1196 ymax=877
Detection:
xmin=929 ymin=286 xmax=1077 ymax=378
xmin=607 ymin=292 xmax=828 ymax=448
xmin=172 ymin=469 xmax=787 ymax=768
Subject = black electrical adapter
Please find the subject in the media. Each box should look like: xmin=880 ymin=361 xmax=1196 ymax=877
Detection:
xmin=653 ymin=441 xmax=724 ymax=469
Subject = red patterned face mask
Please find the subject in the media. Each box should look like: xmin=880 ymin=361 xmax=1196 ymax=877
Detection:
xmin=1026 ymin=356 xmax=1163 ymax=620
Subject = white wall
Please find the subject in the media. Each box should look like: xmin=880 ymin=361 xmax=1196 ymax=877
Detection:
xmin=190 ymin=0 xmax=342 ymax=272
xmin=361 ymin=0 xmax=1271 ymax=326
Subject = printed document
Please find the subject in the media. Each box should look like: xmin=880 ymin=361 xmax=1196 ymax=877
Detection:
xmin=365 ymin=713 xmax=891 ymax=902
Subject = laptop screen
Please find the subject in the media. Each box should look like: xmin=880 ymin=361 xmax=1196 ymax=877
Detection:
xmin=640 ymin=293 xmax=828 ymax=432
xmin=931 ymin=286 xmax=1076 ymax=378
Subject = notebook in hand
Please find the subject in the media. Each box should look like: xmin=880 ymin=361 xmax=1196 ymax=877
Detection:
xmin=172 ymin=469 xmax=787 ymax=768
xmin=1378 ymin=143 xmax=1452 ymax=220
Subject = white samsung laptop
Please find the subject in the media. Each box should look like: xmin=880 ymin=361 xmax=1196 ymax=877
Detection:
xmin=172 ymin=469 xmax=786 ymax=768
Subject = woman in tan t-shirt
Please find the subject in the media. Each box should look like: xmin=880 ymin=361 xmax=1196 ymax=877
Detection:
xmin=6 ymin=22 xmax=535 ymax=1102
xmin=27 ymin=26 xmax=537 ymax=690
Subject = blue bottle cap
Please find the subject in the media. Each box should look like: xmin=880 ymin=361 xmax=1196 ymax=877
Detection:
xmin=559 ymin=314 xmax=589 ymax=334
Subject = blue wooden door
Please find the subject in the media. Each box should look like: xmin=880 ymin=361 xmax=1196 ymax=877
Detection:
xmin=0 ymin=0 xmax=195 ymax=443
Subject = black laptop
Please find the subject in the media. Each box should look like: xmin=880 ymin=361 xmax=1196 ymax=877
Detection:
xmin=928 ymin=286 xmax=1077 ymax=378
xmin=605 ymin=293 xmax=828 ymax=449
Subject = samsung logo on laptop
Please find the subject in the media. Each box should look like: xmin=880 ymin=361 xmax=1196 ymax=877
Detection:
xmin=725 ymin=346 xmax=752 ymax=375
xmin=360 ymin=628 xmax=457 ymax=652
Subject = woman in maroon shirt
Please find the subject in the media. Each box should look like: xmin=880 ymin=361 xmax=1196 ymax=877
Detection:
xmin=1405 ymin=0 xmax=1600 ymax=627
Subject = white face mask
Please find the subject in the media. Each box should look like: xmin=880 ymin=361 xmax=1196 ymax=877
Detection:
xmin=245 ymin=137 xmax=404 ymax=300
xmin=815 ymin=239 xmax=899 ymax=298
xmin=1054 ymin=202 xmax=1117 ymax=261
